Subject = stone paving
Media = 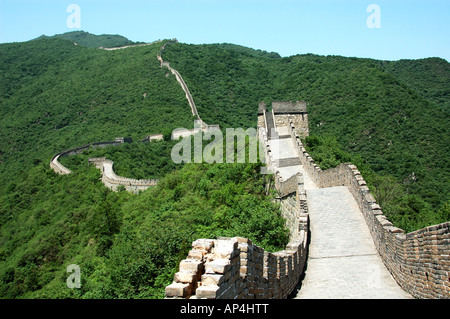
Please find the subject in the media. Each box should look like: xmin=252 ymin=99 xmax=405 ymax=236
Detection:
xmin=269 ymin=125 xmax=412 ymax=299
xmin=295 ymin=186 xmax=412 ymax=299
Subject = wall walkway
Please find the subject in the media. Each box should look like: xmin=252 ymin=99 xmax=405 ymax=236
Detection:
xmin=296 ymin=186 xmax=412 ymax=298
xmin=263 ymin=119 xmax=412 ymax=299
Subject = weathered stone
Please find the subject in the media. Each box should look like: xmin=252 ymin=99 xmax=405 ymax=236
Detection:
xmin=196 ymin=285 xmax=220 ymax=299
xmin=204 ymin=260 xmax=231 ymax=274
xmin=187 ymin=250 xmax=204 ymax=260
xmin=201 ymin=274 xmax=225 ymax=286
xmin=174 ymin=272 xmax=197 ymax=284
xmin=179 ymin=259 xmax=202 ymax=273
xmin=165 ymin=282 xmax=192 ymax=298
xmin=192 ymin=239 xmax=214 ymax=251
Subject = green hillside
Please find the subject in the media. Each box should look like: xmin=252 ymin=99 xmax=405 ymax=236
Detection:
xmin=0 ymin=33 xmax=448 ymax=299
xmin=0 ymin=37 xmax=193 ymax=181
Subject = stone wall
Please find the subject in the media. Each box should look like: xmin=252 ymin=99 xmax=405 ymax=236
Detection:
xmin=88 ymin=157 xmax=158 ymax=194
xmin=50 ymin=139 xmax=159 ymax=194
xmin=50 ymin=140 xmax=123 ymax=175
xmin=285 ymin=118 xmax=450 ymax=299
xmin=165 ymin=175 xmax=309 ymax=299
xmin=157 ymin=41 xmax=200 ymax=121
xmin=157 ymin=40 xmax=220 ymax=132
xmin=274 ymin=113 xmax=309 ymax=138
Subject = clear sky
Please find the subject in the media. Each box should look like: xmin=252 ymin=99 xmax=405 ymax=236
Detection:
xmin=0 ymin=0 xmax=449 ymax=61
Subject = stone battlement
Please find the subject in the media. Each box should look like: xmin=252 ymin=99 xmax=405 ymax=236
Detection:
xmin=49 ymin=137 xmax=160 ymax=193
xmin=258 ymin=101 xmax=309 ymax=139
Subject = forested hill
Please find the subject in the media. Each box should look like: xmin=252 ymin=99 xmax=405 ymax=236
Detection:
xmin=0 ymin=34 xmax=448 ymax=298
xmin=381 ymin=57 xmax=450 ymax=110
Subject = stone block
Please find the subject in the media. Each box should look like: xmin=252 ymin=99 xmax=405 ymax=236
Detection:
xmin=201 ymin=274 xmax=225 ymax=286
xmin=192 ymin=239 xmax=214 ymax=251
xmin=214 ymin=239 xmax=239 ymax=259
xmin=165 ymin=282 xmax=192 ymax=298
xmin=188 ymin=250 xmax=204 ymax=260
xmin=180 ymin=259 xmax=203 ymax=273
xmin=196 ymin=285 xmax=220 ymax=299
xmin=376 ymin=215 xmax=393 ymax=227
xmin=204 ymin=259 xmax=231 ymax=274
xmin=174 ymin=272 xmax=197 ymax=284
xmin=384 ymin=226 xmax=405 ymax=234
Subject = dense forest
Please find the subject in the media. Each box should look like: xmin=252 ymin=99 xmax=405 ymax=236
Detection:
xmin=0 ymin=32 xmax=448 ymax=298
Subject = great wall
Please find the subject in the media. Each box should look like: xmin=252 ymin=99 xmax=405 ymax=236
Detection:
xmin=50 ymin=40 xmax=449 ymax=299
xmin=50 ymin=39 xmax=219 ymax=191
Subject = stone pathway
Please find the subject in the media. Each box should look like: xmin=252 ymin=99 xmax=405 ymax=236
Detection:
xmin=268 ymin=126 xmax=316 ymax=190
xmin=268 ymin=125 xmax=412 ymax=299
xmin=295 ymin=186 xmax=412 ymax=299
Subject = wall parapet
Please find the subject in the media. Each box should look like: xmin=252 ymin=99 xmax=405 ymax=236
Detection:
xmin=286 ymin=118 xmax=449 ymax=299
xmin=50 ymin=140 xmax=124 ymax=175
xmin=88 ymin=157 xmax=158 ymax=193
xmin=165 ymin=175 xmax=309 ymax=299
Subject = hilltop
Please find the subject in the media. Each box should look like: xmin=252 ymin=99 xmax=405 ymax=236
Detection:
xmin=34 ymin=31 xmax=141 ymax=48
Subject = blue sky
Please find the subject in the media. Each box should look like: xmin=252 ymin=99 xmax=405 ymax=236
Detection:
xmin=0 ymin=0 xmax=449 ymax=61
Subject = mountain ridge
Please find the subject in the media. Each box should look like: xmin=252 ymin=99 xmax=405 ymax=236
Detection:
xmin=34 ymin=30 xmax=142 ymax=48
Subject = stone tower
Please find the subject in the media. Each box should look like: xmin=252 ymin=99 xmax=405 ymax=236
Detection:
xmin=258 ymin=100 xmax=309 ymax=138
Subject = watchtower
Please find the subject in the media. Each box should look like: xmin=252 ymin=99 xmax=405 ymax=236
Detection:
xmin=258 ymin=100 xmax=309 ymax=138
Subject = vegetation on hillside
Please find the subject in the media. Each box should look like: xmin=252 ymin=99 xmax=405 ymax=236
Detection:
xmin=0 ymin=157 xmax=286 ymax=298
xmin=0 ymin=37 xmax=193 ymax=182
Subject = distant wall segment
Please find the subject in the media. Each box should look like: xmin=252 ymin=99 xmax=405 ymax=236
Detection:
xmin=50 ymin=139 xmax=124 ymax=176
xmin=88 ymin=157 xmax=158 ymax=194
xmin=49 ymin=138 xmax=158 ymax=193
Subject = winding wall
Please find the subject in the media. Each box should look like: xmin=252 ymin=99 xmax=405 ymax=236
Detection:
xmin=157 ymin=40 xmax=220 ymax=131
xmin=50 ymin=39 xmax=219 ymax=191
xmin=50 ymin=140 xmax=123 ymax=175
xmin=88 ymin=158 xmax=158 ymax=193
